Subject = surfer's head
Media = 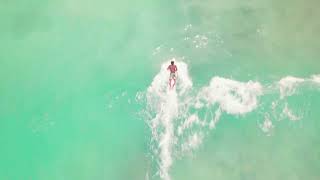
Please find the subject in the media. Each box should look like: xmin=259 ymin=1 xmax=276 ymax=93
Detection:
xmin=171 ymin=61 xmax=174 ymax=65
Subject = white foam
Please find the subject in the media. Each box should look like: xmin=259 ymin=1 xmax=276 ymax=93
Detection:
xmin=282 ymin=103 xmax=300 ymax=121
xmin=209 ymin=108 xmax=222 ymax=129
xmin=146 ymin=59 xmax=192 ymax=180
xmin=199 ymin=77 xmax=263 ymax=115
xmin=181 ymin=133 xmax=204 ymax=153
xmin=278 ymin=76 xmax=305 ymax=98
xmin=192 ymin=34 xmax=209 ymax=48
xmin=260 ymin=114 xmax=273 ymax=135
xmin=311 ymin=74 xmax=320 ymax=84
xmin=143 ymin=60 xmax=315 ymax=180
xmin=178 ymin=114 xmax=201 ymax=135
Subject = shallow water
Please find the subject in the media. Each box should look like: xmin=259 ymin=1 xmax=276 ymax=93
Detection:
xmin=0 ymin=0 xmax=320 ymax=180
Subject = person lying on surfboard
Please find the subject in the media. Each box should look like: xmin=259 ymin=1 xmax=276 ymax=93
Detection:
xmin=167 ymin=61 xmax=178 ymax=89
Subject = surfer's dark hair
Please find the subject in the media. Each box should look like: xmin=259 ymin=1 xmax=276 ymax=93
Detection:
xmin=171 ymin=61 xmax=174 ymax=65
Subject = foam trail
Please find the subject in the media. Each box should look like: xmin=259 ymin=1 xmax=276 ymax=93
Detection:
xmin=158 ymin=90 xmax=176 ymax=180
xmin=146 ymin=59 xmax=192 ymax=180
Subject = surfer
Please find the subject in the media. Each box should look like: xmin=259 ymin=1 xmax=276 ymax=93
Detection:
xmin=167 ymin=61 xmax=178 ymax=89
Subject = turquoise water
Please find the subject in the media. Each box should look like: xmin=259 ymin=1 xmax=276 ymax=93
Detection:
xmin=0 ymin=0 xmax=320 ymax=180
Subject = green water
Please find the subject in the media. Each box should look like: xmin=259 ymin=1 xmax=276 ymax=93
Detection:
xmin=0 ymin=0 xmax=320 ymax=179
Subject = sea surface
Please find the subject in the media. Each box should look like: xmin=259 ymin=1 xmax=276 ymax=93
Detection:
xmin=1 ymin=0 xmax=320 ymax=180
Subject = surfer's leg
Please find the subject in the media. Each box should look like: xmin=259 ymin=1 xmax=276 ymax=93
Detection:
xmin=171 ymin=73 xmax=176 ymax=88
xmin=172 ymin=79 xmax=176 ymax=88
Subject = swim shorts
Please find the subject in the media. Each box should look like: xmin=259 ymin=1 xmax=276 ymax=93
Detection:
xmin=170 ymin=73 xmax=176 ymax=79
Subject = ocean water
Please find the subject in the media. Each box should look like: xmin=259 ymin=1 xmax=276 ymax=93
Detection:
xmin=1 ymin=0 xmax=320 ymax=180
